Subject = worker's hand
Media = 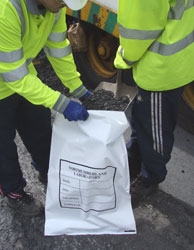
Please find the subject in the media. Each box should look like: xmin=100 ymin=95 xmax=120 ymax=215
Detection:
xmin=63 ymin=100 xmax=89 ymax=121
xmin=79 ymin=90 xmax=92 ymax=103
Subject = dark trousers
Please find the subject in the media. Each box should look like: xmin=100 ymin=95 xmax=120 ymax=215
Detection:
xmin=127 ymin=86 xmax=184 ymax=186
xmin=0 ymin=94 xmax=52 ymax=194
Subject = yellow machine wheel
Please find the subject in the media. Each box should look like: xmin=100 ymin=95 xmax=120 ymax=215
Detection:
xmin=70 ymin=21 xmax=119 ymax=90
xmin=87 ymin=32 xmax=118 ymax=79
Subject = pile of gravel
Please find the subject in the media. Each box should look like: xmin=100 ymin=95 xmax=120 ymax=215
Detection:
xmin=82 ymin=89 xmax=130 ymax=111
xmin=35 ymin=51 xmax=130 ymax=112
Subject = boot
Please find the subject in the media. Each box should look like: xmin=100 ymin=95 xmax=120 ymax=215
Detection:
xmin=130 ymin=175 xmax=159 ymax=202
xmin=5 ymin=191 xmax=44 ymax=216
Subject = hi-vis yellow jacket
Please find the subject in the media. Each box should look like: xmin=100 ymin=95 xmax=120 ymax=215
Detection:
xmin=0 ymin=0 xmax=87 ymax=113
xmin=114 ymin=0 xmax=194 ymax=91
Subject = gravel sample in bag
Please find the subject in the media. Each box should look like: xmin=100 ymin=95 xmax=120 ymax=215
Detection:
xmin=82 ymin=89 xmax=130 ymax=111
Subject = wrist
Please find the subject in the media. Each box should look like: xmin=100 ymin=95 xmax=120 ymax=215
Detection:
xmin=71 ymin=84 xmax=88 ymax=99
xmin=79 ymin=90 xmax=92 ymax=103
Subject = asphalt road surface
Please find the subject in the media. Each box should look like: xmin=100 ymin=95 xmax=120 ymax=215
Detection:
xmin=160 ymin=125 xmax=194 ymax=208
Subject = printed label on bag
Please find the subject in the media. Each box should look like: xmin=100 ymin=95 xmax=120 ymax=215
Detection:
xmin=59 ymin=159 xmax=116 ymax=212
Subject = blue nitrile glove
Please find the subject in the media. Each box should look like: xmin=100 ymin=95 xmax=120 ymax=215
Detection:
xmin=63 ymin=100 xmax=89 ymax=121
xmin=79 ymin=90 xmax=92 ymax=103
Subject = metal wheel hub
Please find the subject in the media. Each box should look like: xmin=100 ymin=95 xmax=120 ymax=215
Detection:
xmin=87 ymin=31 xmax=118 ymax=79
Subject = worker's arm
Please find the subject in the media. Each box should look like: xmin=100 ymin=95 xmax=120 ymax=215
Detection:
xmin=0 ymin=2 xmax=88 ymax=118
xmin=114 ymin=0 xmax=169 ymax=69
xmin=0 ymin=3 xmax=65 ymax=111
xmin=44 ymin=8 xmax=88 ymax=99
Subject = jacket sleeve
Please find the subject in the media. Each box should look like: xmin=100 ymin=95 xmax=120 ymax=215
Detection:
xmin=114 ymin=0 xmax=169 ymax=69
xmin=0 ymin=3 xmax=64 ymax=111
xmin=44 ymin=8 xmax=88 ymax=99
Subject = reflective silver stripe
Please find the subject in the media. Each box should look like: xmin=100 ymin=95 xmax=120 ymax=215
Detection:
xmin=53 ymin=94 xmax=70 ymax=113
xmin=48 ymin=31 xmax=67 ymax=42
xmin=26 ymin=58 xmax=34 ymax=64
xmin=149 ymin=29 xmax=194 ymax=56
xmin=0 ymin=52 xmax=33 ymax=65
xmin=168 ymin=0 xmax=185 ymax=20
xmin=168 ymin=0 xmax=194 ymax=20
xmin=1 ymin=62 xmax=29 ymax=82
xmin=72 ymin=85 xmax=87 ymax=98
xmin=44 ymin=44 xmax=72 ymax=58
xmin=185 ymin=0 xmax=194 ymax=10
xmin=120 ymin=47 xmax=138 ymax=66
xmin=0 ymin=48 xmax=23 ymax=63
xmin=118 ymin=23 xmax=163 ymax=40
xmin=53 ymin=9 xmax=62 ymax=26
xmin=10 ymin=0 xmax=25 ymax=36
xmin=26 ymin=0 xmax=40 ymax=15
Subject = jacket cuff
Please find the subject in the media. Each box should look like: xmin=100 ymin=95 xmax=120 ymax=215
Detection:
xmin=52 ymin=94 xmax=70 ymax=113
xmin=71 ymin=84 xmax=88 ymax=99
xmin=114 ymin=45 xmax=134 ymax=69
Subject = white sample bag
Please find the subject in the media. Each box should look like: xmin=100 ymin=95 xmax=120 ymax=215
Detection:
xmin=45 ymin=110 xmax=136 ymax=235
